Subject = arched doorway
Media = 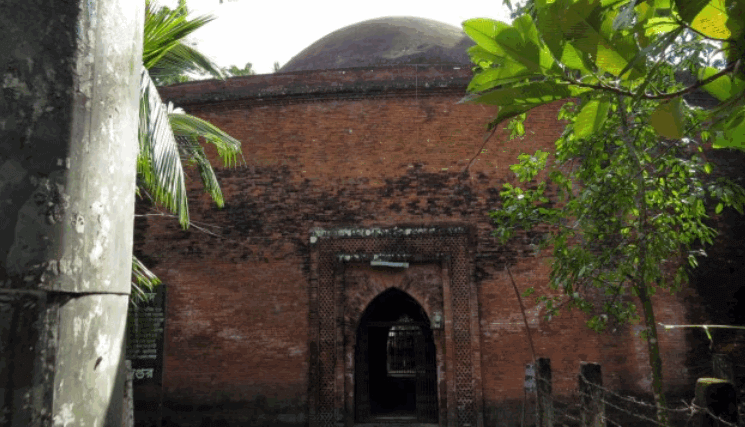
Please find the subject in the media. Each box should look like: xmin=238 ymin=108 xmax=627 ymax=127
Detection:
xmin=355 ymin=288 xmax=438 ymax=423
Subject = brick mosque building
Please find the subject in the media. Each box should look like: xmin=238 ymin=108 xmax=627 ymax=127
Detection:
xmin=129 ymin=16 xmax=745 ymax=427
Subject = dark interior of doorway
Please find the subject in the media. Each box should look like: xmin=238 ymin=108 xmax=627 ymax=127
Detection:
xmin=355 ymin=287 xmax=438 ymax=423
xmin=369 ymin=325 xmax=417 ymax=418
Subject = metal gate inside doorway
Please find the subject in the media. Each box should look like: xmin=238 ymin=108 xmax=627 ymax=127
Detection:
xmin=355 ymin=315 xmax=438 ymax=423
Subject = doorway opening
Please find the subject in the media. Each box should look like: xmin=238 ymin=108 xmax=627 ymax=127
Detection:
xmin=355 ymin=288 xmax=438 ymax=423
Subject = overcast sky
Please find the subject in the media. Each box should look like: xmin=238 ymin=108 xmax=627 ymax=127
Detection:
xmin=154 ymin=0 xmax=514 ymax=75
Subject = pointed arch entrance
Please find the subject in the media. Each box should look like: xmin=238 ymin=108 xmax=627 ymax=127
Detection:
xmin=355 ymin=288 xmax=438 ymax=423
xmin=308 ymin=225 xmax=484 ymax=427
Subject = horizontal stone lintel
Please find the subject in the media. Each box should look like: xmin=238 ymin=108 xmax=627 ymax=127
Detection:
xmin=309 ymin=225 xmax=469 ymax=243
xmin=335 ymin=253 xmax=450 ymax=263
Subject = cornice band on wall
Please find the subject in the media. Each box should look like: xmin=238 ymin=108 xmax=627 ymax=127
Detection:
xmin=158 ymin=65 xmax=474 ymax=111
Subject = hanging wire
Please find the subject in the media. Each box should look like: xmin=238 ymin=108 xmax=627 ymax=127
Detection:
xmin=527 ymin=368 xmax=741 ymax=427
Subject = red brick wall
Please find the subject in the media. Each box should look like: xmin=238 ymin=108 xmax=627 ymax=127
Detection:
xmin=134 ymin=70 xmax=698 ymax=427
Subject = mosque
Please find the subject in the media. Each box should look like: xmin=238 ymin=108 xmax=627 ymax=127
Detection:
xmin=129 ymin=16 xmax=745 ymax=427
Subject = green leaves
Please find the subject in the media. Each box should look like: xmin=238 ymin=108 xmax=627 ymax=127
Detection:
xmin=466 ymin=0 xmax=745 ymax=147
xmin=542 ymin=0 xmax=645 ymax=78
xmin=674 ymin=0 xmax=745 ymax=47
xmin=471 ymin=1 xmax=745 ymax=348
xmin=486 ymin=86 xmax=745 ymax=340
xmin=466 ymin=63 xmax=534 ymax=93
xmin=138 ymin=67 xmax=189 ymax=228
xmin=462 ymin=18 xmax=514 ymax=55
xmin=698 ymin=66 xmax=745 ymax=101
xmin=461 ymin=80 xmax=592 ymax=129
xmin=643 ymin=17 xmax=680 ymax=37
xmin=650 ymin=97 xmax=684 ymax=139
xmin=467 ymin=45 xmax=502 ymax=70
xmin=131 ymin=255 xmax=162 ymax=307
xmin=143 ymin=0 xmax=224 ymax=84
xmin=678 ymin=0 xmax=732 ymax=39
xmin=469 ymin=80 xmax=591 ymax=104
xmin=673 ymin=0 xmax=710 ymax=23
xmin=134 ymin=1 xmax=245 ymax=305
xmin=463 ymin=16 xmax=559 ymax=74
xmin=511 ymin=15 xmax=560 ymax=73
xmin=493 ymin=105 xmax=539 ymax=130
xmin=560 ymin=42 xmax=593 ymax=73
xmin=511 ymin=150 xmax=551 ymax=181
xmin=169 ymin=112 xmax=245 ymax=209
xmin=711 ymin=107 xmax=745 ymax=149
xmin=169 ymin=112 xmax=243 ymax=169
xmin=574 ymin=98 xmax=611 ymax=138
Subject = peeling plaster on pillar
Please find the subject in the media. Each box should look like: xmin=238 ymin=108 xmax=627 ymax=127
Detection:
xmin=52 ymin=402 xmax=75 ymax=427
xmin=73 ymin=213 xmax=85 ymax=234
xmin=0 ymin=0 xmax=143 ymax=425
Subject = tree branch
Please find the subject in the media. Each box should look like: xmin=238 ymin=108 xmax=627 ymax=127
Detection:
xmin=506 ymin=266 xmax=537 ymax=365
xmin=565 ymin=60 xmax=737 ymax=100
xmin=462 ymin=124 xmax=500 ymax=177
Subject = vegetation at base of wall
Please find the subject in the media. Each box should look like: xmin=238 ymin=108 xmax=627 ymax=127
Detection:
xmin=461 ymin=1 xmax=745 ymax=426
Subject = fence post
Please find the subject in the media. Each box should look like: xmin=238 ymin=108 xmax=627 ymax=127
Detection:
xmin=694 ymin=378 xmax=739 ymax=427
xmin=712 ymin=354 xmax=734 ymax=384
xmin=123 ymin=360 xmax=134 ymax=427
xmin=537 ymin=358 xmax=554 ymax=427
xmin=579 ymin=362 xmax=605 ymax=427
xmin=525 ymin=363 xmax=537 ymax=427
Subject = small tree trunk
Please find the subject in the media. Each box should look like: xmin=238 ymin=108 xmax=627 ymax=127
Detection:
xmin=636 ymin=284 xmax=670 ymax=427
xmin=621 ymin=94 xmax=669 ymax=426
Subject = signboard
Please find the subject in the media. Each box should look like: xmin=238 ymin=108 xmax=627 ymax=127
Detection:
xmin=126 ymin=285 xmax=166 ymax=385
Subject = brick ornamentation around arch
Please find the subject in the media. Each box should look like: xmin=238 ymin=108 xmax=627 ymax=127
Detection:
xmin=308 ymin=224 xmax=484 ymax=427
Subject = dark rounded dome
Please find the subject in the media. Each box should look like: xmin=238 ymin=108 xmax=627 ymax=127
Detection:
xmin=278 ymin=16 xmax=475 ymax=73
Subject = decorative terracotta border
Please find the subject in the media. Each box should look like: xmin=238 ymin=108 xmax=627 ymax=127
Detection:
xmin=308 ymin=225 xmax=483 ymax=427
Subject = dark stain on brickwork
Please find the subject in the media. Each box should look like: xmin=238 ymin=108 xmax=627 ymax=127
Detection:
xmin=134 ymin=160 xmax=556 ymax=281
xmin=135 ymin=162 xmax=524 ymax=258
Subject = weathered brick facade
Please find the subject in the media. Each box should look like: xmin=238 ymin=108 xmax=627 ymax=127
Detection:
xmin=131 ymin=64 xmax=729 ymax=427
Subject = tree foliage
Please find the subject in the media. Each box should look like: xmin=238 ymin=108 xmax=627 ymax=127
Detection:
xmin=222 ymin=62 xmax=256 ymax=77
xmin=461 ymin=0 xmax=745 ymax=425
xmin=463 ymin=0 xmax=745 ymax=149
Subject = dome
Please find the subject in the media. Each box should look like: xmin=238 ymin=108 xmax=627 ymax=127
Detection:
xmin=278 ymin=16 xmax=475 ymax=73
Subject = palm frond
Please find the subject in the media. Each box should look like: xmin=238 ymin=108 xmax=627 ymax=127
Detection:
xmin=169 ymin=112 xmax=245 ymax=168
xmin=131 ymin=255 xmax=162 ymax=307
xmin=139 ymin=67 xmax=190 ymax=229
xmin=131 ymin=1 xmax=244 ymax=307
xmin=176 ymin=135 xmax=225 ymax=207
xmin=143 ymin=0 xmax=224 ymax=82
xmin=169 ymin=112 xmax=246 ymax=208
xmin=149 ymin=42 xmax=225 ymax=84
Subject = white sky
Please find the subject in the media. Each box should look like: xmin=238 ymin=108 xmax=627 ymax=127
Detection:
xmin=154 ymin=0 xmax=514 ymax=75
